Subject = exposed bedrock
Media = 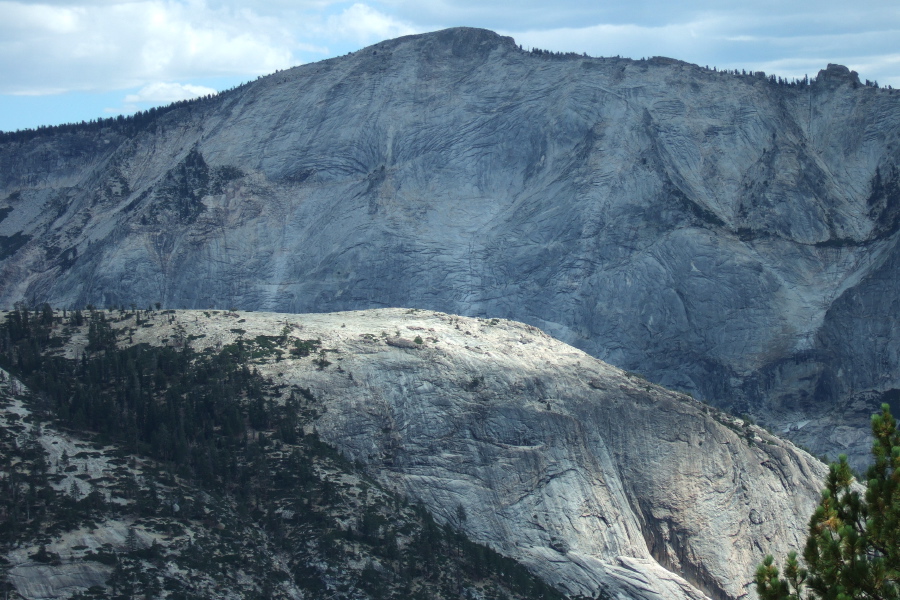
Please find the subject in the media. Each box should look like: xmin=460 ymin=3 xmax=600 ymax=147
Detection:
xmin=2 ymin=28 xmax=899 ymax=468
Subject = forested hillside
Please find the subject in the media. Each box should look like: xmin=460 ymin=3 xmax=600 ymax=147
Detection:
xmin=1 ymin=305 xmax=829 ymax=600
xmin=0 ymin=305 xmax=566 ymax=600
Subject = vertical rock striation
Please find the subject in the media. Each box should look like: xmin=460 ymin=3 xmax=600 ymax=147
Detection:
xmin=226 ymin=309 xmax=828 ymax=600
xmin=0 ymin=309 xmax=828 ymax=599
xmin=1 ymin=28 xmax=899 ymax=467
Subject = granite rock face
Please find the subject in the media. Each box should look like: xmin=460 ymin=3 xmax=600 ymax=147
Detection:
xmin=151 ymin=308 xmax=829 ymax=600
xmin=5 ymin=308 xmax=823 ymax=600
xmin=285 ymin=310 xmax=829 ymax=600
xmin=1 ymin=28 xmax=899 ymax=468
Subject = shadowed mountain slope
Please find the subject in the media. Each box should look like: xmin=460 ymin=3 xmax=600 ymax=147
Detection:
xmin=1 ymin=28 xmax=899 ymax=467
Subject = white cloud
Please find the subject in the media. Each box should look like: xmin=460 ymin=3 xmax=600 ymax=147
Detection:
xmin=0 ymin=0 xmax=297 ymax=95
xmin=848 ymin=53 xmax=900 ymax=85
xmin=501 ymin=20 xmax=722 ymax=62
xmin=377 ymin=0 xmax=900 ymax=35
xmin=0 ymin=1 xmax=423 ymax=96
xmin=498 ymin=9 xmax=900 ymax=87
xmin=2 ymin=0 xmax=899 ymax=129
xmin=321 ymin=3 xmax=419 ymax=44
xmin=103 ymin=81 xmax=217 ymax=115
xmin=4 ymin=3 xmax=85 ymax=33
xmin=123 ymin=81 xmax=217 ymax=104
xmin=746 ymin=54 xmax=900 ymax=88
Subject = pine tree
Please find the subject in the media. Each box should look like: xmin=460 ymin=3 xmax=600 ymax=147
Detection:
xmin=756 ymin=404 xmax=900 ymax=599
xmin=125 ymin=527 xmax=139 ymax=553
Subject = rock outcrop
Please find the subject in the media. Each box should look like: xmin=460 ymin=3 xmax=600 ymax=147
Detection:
xmin=0 ymin=325 xmax=569 ymax=600
xmin=1 ymin=28 xmax=899 ymax=468
xmin=269 ymin=309 xmax=828 ymax=600
xmin=21 ymin=307 xmax=822 ymax=600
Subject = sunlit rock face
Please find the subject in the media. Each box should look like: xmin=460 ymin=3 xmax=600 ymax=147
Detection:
xmin=2 ymin=27 xmax=899 ymax=468
xmin=2 ymin=308 xmax=823 ymax=600
xmin=271 ymin=308 xmax=829 ymax=600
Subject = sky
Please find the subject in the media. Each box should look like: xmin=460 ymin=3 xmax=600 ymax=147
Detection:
xmin=1 ymin=0 xmax=898 ymax=132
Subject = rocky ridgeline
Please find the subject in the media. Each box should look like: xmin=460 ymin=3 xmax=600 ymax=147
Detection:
xmin=1 ymin=308 xmax=827 ymax=600
xmin=3 ymin=28 xmax=898 ymax=469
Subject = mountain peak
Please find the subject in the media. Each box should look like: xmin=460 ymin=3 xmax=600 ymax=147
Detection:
xmin=1 ymin=26 xmax=898 ymax=473
xmin=367 ymin=26 xmax=518 ymax=57
xmin=816 ymin=63 xmax=862 ymax=86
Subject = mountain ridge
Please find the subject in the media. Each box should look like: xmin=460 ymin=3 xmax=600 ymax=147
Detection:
xmin=0 ymin=307 xmax=828 ymax=600
xmin=1 ymin=27 xmax=898 ymax=469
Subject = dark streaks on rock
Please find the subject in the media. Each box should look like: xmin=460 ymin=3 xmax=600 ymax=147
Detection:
xmin=0 ymin=28 xmax=898 ymax=469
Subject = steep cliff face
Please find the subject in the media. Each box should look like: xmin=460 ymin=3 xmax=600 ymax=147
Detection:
xmin=1 ymin=28 xmax=899 ymax=468
xmin=0 ymin=307 xmax=822 ymax=600
xmin=254 ymin=309 xmax=827 ymax=600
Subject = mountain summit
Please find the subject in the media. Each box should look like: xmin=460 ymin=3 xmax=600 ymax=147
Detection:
xmin=1 ymin=27 xmax=899 ymax=466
